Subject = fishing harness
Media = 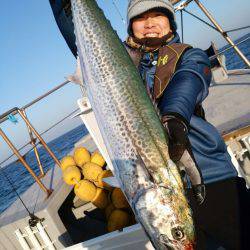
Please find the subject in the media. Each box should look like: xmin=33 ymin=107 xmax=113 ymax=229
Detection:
xmin=125 ymin=37 xmax=206 ymax=119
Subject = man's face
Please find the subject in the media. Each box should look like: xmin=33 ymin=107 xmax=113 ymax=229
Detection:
xmin=132 ymin=10 xmax=172 ymax=39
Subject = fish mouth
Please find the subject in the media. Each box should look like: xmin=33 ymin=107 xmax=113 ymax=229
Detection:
xmin=158 ymin=232 xmax=195 ymax=250
xmin=184 ymin=242 xmax=195 ymax=250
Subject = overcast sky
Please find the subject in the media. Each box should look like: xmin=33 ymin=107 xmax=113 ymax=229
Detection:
xmin=0 ymin=0 xmax=249 ymax=163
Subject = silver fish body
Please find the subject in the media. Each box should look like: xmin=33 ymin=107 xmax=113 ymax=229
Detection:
xmin=71 ymin=0 xmax=195 ymax=249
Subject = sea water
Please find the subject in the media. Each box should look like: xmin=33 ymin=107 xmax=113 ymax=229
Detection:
xmin=222 ymin=33 xmax=250 ymax=69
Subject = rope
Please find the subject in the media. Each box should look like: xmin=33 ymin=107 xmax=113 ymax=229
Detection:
xmin=183 ymin=9 xmax=219 ymax=32
xmin=40 ymin=108 xmax=79 ymax=136
xmin=0 ymin=167 xmax=32 ymax=216
xmin=32 ymin=187 xmax=41 ymax=214
xmin=225 ymin=25 xmax=250 ymax=33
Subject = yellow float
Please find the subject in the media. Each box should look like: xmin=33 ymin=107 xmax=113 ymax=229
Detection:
xmin=74 ymin=180 xmax=97 ymax=201
xmin=63 ymin=166 xmax=81 ymax=185
xmin=111 ymin=188 xmax=130 ymax=209
xmin=107 ymin=209 xmax=130 ymax=232
xmin=82 ymin=162 xmax=103 ymax=182
xmin=91 ymin=188 xmax=109 ymax=209
xmin=74 ymin=147 xmax=91 ymax=168
xmin=90 ymin=151 xmax=106 ymax=167
xmin=60 ymin=155 xmax=76 ymax=171
xmin=95 ymin=170 xmax=113 ymax=190
xmin=105 ymin=203 xmax=115 ymax=220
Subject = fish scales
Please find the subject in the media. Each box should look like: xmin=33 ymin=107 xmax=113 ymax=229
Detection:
xmin=71 ymin=0 xmax=195 ymax=249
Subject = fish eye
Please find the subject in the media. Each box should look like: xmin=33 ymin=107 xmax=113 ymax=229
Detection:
xmin=171 ymin=227 xmax=184 ymax=240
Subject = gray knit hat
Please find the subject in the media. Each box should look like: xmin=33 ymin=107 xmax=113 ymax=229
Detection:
xmin=127 ymin=0 xmax=177 ymax=35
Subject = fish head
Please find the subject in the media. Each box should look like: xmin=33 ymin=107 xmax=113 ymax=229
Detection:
xmin=137 ymin=187 xmax=196 ymax=249
xmin=157 ymin=194 xmax=196 ymax=249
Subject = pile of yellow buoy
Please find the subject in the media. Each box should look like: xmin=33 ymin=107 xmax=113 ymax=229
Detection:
xmin=60 ymin=147 xmax=136 ymax=232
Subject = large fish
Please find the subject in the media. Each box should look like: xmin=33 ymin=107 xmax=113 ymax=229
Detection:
xmin=70 ymin=0 xmax=199 ymax=249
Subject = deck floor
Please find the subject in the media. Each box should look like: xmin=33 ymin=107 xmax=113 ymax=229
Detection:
xmin=204 ymin=70 xmax=250 ymax=134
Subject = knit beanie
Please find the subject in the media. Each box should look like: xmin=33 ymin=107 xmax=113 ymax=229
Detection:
xmin=127 ymin=0 xmax=177 ymax=35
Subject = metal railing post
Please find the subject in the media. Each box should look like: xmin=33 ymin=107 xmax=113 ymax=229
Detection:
xmin=18 ymin=109 xmax=62 ymax=168
xmin=22 ymin=110 xmax=45 ymax=178
xmin=0 ymin=128 xmax=51 ymax=196
xmin=193 ymin=0 xmax=250 ymax=68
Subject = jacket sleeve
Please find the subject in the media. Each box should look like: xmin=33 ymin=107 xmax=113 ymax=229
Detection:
xmin=158 ymin=48 xmax=212 ymax=123
xmin=49 ymin=0 xmax=77 ymax=57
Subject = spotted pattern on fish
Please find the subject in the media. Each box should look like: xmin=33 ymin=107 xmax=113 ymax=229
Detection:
xmin=71 ymin=0 xmax=195 ymax=249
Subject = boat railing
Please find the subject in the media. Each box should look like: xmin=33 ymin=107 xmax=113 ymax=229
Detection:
xmin=209 ymin=36 xmax=250 ymax=62
xmin=173 ymin=0 xmax=250 ymax=68
xmin=0 ymin=79 xmax=82 ymax=196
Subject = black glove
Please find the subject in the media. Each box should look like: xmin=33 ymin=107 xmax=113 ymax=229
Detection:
xmin=162 ymin=113 xmax=205 ymax=205
xmin=162 ymin=114 xmax=189 ymax=162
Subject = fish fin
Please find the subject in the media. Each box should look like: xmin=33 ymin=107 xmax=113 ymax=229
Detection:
xmin=66 ymin=57 xmax=84 ymax=85
xmin=134 ymin=148 xmax=163 ymax=185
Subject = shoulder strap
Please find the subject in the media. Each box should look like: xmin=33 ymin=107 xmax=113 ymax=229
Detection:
xmin=153 ymin=43 xmax=191 ymax=99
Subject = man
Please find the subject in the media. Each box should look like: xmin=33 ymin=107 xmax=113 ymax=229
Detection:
xmin=125 ymin=0 xmax=250 ymax=249
xmin=49 ymin=0 xmax=249 ymax=248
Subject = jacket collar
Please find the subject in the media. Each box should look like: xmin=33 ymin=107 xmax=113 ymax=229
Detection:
xmin=168 ymin=33 xmax=181 ymax=45
xmin=139 ymin=33 xmax=181 ymax=64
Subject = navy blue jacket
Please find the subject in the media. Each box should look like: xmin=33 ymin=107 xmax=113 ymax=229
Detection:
xmin=139 ymin=34 xmax=237 ymax=184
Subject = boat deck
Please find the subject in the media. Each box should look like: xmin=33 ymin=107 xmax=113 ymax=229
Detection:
xmin=204 ymin=69 xmax=250 ymax=134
